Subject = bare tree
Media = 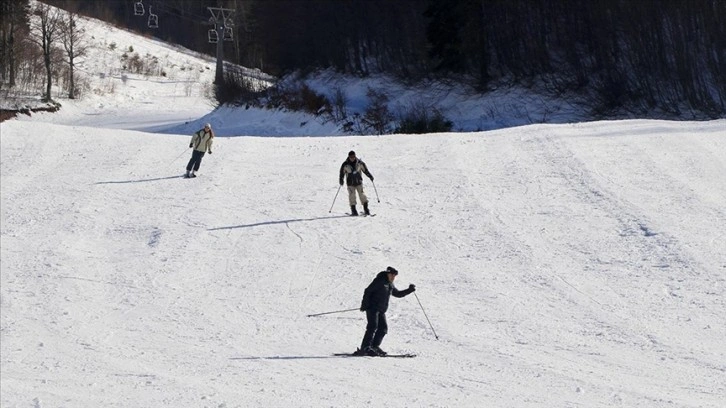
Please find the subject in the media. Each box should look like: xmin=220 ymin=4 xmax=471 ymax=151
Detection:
xmin=29 ymin=2 xmax=62 ymax=101
xmin=362 ymin=87 xmax=393 ymax=135
xmin=59 ymin=2 xmax=87 ymax=99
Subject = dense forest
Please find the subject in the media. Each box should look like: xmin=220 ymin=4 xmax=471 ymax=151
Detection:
xmin=3 ymin=0 xmax=725 ymax=118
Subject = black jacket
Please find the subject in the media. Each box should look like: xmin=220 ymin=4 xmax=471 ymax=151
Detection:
xmin=360 ymin=271 xmax=414 ymax=313
xmin=339 ymin=158 xmax=373 ymax=186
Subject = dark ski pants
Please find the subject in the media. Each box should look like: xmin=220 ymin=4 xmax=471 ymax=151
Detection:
xmin=360 ymin=310 xmax=388 ymax=350
xmin=186 ymin=150 xmax=206 ymax=172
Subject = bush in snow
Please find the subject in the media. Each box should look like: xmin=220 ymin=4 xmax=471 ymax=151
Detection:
xmin=215 ymin=69 xmax=264 ymax=106
xmin=330 ymin=87 xmax=348 ymax=122
xmin=395 ymin=102 xmax=452 ymax=134
xmin=361 ymin=87 xmax=393 ymax=135
xmin=264 ymin=82 xmax=331 ymax=116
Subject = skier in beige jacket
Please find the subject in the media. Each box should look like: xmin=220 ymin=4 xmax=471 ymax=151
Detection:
xmin=185 ymin=123 xmax=214 ymax=178
xmin=339 ymin=150 xmax=374 ymax=215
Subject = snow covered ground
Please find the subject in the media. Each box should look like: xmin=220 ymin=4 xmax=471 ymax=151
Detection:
xmin=2 ymin=3 xmax=726 ymax=408
xmin=2 ymin=118 xmax=725 ymax=407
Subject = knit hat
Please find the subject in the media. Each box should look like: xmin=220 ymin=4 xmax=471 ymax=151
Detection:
xmin=348 ymin=150 xmax=356 ymax=157
xmin=386 ymin=266 xmax=398 ymax=275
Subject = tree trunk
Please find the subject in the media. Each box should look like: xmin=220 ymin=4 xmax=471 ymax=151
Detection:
xmin=68 ymin=57 xmax=75 ymax=99
xmin=44 ymin=50 xmax=52 ymax=101
xmin=8 ymin=23 xmax=16 ymax=86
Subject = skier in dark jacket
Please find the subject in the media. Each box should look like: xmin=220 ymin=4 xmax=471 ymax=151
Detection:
xmin=339 ymin=150 xmax=374 ymax=216
xmin=354 ymin=266 xmax=415 ymax=356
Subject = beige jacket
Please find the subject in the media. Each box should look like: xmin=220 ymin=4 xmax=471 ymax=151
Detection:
xmin=190 ymin=129 xmax=214 ymax=153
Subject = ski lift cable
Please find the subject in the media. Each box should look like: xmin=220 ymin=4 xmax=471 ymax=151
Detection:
xmin=132 ymin=0 xmax=213 ymax=26
xmin=152 ymin=1 xmax=217 ymax=26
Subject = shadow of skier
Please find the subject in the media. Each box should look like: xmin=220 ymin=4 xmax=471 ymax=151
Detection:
xmin=229 ymin=355 xmax=345 ymax=361
xmin=95 ymin=175 xmax=183 ymax=184
xmin=208 ymin=215 xmax=351 ymax=231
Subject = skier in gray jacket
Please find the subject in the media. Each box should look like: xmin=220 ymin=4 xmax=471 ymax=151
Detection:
xmin=339 ymin=150 xmax=373 ymax=215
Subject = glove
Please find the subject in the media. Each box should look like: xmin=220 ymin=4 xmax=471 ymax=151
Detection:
xmin=360 ymin=307 xmax=366 ymax=312
xmin=208 ymin=151 xmax=212 ymax=154
xmin=339 ymin=181 xmax=344 ymax=186
xmin=408 ymin=284 xmax=416 ymax=292
xmin=370 ymin=175 xmax=374 ymax=181
xmin=189 ymin=144 xmax=193 ymax=148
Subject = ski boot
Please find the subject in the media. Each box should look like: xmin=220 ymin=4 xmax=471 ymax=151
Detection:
xmin=350 ymin=205 xmax=358 ymax=216
xmin=372 ymin=346 xmax=387 ymax=356
xmin=363 ymin=347 xmax=378 ymax=356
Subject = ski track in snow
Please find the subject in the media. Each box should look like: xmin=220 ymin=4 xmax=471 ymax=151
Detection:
xmin=2 ymin=120 xmax=725 ymax=407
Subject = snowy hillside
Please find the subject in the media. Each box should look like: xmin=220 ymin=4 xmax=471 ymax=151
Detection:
xmin=11 ymin=2 xmax=273 ymax=135
xmin=12 ymin=2 xmax=588 ymax=137
xmin=1 ymin=118 xmax=725 ymax=407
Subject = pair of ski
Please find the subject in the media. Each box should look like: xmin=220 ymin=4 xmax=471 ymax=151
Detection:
xmin=333 ymin=352 xmax=415 ymax=358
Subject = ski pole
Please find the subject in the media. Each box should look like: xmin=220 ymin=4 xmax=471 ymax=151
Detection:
xmin=371 ymin=180 xmax=380 ymax=203
xmin=414 ymin=292 xmax=439 ymax=340
xmin=329 ymin=185 xmax=342 ymax=213
xmin=168 ymin=146 xmax=189 ymax=167
xmin=307 ymin=308 xmax=358 ymax=317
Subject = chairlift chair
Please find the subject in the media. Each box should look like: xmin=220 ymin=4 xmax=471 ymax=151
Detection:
xmin=208 ymin=29 xmax=218 ymax=44
xmin=223 ymin=26 xmax=234 ymax=41
xmin=148 ymin=7 xmax=158 ymax=28
xmin=134 ymin=0 xmax=144 ymax=16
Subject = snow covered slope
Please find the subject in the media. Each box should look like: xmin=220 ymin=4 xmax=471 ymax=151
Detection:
xmin=1 ymin=119 xmax=725 ymax=407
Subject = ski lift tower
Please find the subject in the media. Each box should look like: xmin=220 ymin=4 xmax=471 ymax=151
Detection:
xmin=208 ymin=7 xmax=235 ymax=85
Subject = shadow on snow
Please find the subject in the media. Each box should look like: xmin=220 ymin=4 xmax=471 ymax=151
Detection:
xmin=229 ymin=355 xmax=348 ymax=361
xmin=95 ymin=175 xmax=183 ymax=184
xmin=208 ymin=215 xmax=351 ymax=230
